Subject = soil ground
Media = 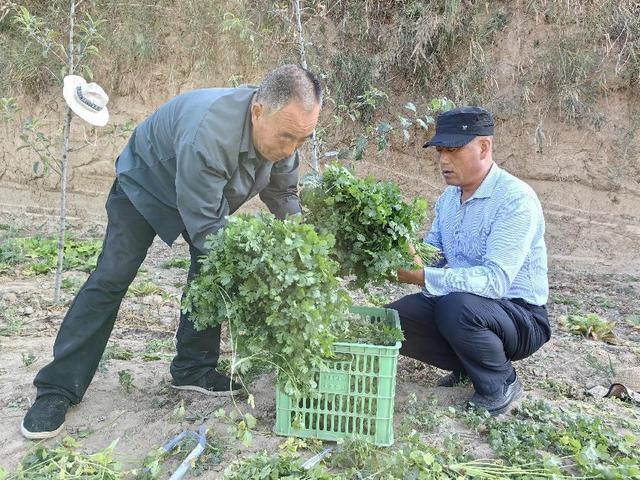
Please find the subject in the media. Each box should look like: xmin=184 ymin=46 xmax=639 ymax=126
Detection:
xmin=1 ymin=229 xmax=639 ymax=477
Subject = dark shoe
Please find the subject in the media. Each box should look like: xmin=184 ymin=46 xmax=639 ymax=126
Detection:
xmin=21 ymin=394 xmax=70 ymax=440
xmin=171 ymin=370 xmax=243 ymax=397
xmin=468 ymin=375 xmax=523 ymax=416
xmin=437 ymin=370 xmax=470 ymax=387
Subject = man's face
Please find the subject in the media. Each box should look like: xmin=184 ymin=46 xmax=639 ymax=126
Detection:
xmin=435 ymin=137 xmax=491 ymax=188
xmin=251 ymin=100 xmax=321 ymax=162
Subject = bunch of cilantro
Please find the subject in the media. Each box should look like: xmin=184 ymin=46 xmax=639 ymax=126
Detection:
xmin=183 ymin=213 xmax=352 ymax=396
xmin=302 ymin=164 xmax=439 ymax=289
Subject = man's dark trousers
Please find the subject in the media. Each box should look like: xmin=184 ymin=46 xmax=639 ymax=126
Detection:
xmin=34 ymin=179 xmax=220 ymax=404
xmin=387 ymin=292 xmax=550 ymax=396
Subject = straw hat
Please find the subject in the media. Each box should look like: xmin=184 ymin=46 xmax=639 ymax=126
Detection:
xmin=62 ymin=75 xmax=109 ymax=127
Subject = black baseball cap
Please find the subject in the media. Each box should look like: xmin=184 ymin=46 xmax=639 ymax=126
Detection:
xmin=423 ymin=106 xmax=494 ymax=148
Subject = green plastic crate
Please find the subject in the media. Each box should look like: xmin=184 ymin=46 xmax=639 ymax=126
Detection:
xmin=274 ymin=306 xmax=401 ymax=446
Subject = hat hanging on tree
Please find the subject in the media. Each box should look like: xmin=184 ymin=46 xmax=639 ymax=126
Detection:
xmin=62 ymin=75 xmax=109 ymax=127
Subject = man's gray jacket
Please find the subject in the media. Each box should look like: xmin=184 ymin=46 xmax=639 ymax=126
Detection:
xmin=115 ymin=87 xmax=301 ymax=252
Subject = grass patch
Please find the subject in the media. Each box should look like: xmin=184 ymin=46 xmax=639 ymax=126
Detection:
xmin=103 ymin=343 xmax=135 ymax=361
xmin=0 ymin=303 xmax=23 ymax=336
xmin=142 ymin=338 xmax=174 ymax=361
xmin=536 ymin=378 xmax=583 ymax=400
xmin=118 ymin=369 xmax=135 ymax=393
xmin=399 ymin=393 xmax=444 ymax=434
xmin=161 ymin=257 xmax=190 ymax=269
xmin=21 ymin=352 xmax=37 ymax=367
xmin=552 ymin=294 xmax=582 ymax=306
xmin=0 ymin=235 xmax=101 ymax=275
xmin=535 ymin=36 xmax=603 ymax=126
xmin=457 ymin=399 xmax=640 ymax=479
xmin=127 ymin=280 xmax=165 ymax=298
xmin=562 ymin=313 xmax=616 ymax=343
xmin=15 ymin=436 xmax=121 ymax=479
xmin=61 ymin=276 xmax=84 ymax=293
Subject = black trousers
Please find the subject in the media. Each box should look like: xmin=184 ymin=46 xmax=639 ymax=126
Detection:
xmin=387 ymin=292 xmax=551 ymax=396
xmin=34 ymin=179 xmax=221 ymax=404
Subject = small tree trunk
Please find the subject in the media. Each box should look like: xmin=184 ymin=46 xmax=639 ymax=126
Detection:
xmin=294 ymin=0 xmax=319 ymax=174
xmin=54 ymin=0 xmax=77 ymax=303
xmin=54 ymin=106 xmax=72 ymax=302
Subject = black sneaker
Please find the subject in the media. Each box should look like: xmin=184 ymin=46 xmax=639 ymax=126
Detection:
xmin=468 ymin=375 xmax=523 ymax=416
xmin=437 ymin=370 xmax=470 ymax=387
xmin=171 ymin=370 xmax=243 ymax=397
xmin=21 ymin=394 xmax=70 ymax=440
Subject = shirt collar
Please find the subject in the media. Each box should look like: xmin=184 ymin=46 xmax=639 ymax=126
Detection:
xmin=461 ymin=162 xmax=501 ymax=202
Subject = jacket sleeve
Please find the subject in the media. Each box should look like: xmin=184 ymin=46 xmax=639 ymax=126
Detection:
xmin=423 ymin=193 xmax=540 ymax=299
xmin=259 ymin=151 xmax=302 ymax=219
xmin=175 ymin=141 xmax=230 ymax=252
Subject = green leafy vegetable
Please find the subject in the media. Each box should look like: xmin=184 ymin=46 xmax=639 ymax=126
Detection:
xmin=302 ymin=164 xmax=439 ymax=289
xmin=184 ymin=213 xmax=352 ymax=396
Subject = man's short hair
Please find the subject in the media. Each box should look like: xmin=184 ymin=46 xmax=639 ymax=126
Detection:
xmin=255 ymin=64 xmax=322 ymax=113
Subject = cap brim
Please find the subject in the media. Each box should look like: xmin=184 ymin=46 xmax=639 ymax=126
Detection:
xmin=63 ymin=76 xmax=109 ymax=127
xmin=423 ymin=133 xmax=476 ymax=148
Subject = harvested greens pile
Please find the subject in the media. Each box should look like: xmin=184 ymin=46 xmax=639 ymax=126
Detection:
xmin=339 ymin=313 xmax=404 ymax=346
xmin=301 ymin=164 xmax=440 ymax=289
xmin=184 ymin=213 xmax=351 ymax=395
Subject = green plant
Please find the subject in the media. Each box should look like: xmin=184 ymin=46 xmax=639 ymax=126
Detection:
xmin=562 ymin=313 xmax=616 ymax=342
xmin=127 ymin=280 xmax=165 ymax=298
xmin=184 ymin=213 xmax=351 ymax=396
xmin=301 ymin=164 xmax=439 ymax=289
xmin=213 ymin=408 xmax=258 ymax=447
xmin=552 ymin=294 xmax=581 ymax=306
xmin=118 ymin=369 xmax=134 ymax=393
xmin=399 ymin=394 xmax=444 ymax=434
xmin=482 ymin=400 xmax=640 ymax=478
xmin=327 ymin=430 xmax=567 ymax=479
xmin=0 ymin=97 xmax=20 ymax=127
xmin=142 ymin=338 xmax=174 ymax=361
xmin=61 ymin=276 xmax=84 ymax=293
xmin=0 ymin=305 xmax=23 ymax=336
xmin=103 ymin=343 xmax=134 ymax=361
xmin=0 ymin=235 xmax=26 ymax=271
xmin=585 ymin=353 xmax=617 ymax=382
xmin=339 ymin=312 xmax=404 ymax=346
xmin=21 ymin=352 xmax=37 ymax=367
xmin=161 ymin=257 xmax=191 ymax=269
xmin=216 ymin=357 xmax=273 ymax=385
xmin=15 ymin=436 xmax=121 ymax=479
xmin=171 ymin=399 xmax=186 ymax=422
xmin=0 ymin=235 xmax=101 ymax=275
xmin=330 ymin=96 xmax=454 ymax=162
xmin=223 ymin=449 xmax=332 ymax=480
xmin=536 ymin=379 xmax=582 ymax=400
xmin=364 ymin=292 xmax=390 ymax=307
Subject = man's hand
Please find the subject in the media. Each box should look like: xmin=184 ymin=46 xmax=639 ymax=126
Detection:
xmin=397 ymin=267 xmax=425 ymax=286
xmin=397 ymin=242 xmax=425 ymax=286
xmin=407 ymin=242 xmax=424 ymax=267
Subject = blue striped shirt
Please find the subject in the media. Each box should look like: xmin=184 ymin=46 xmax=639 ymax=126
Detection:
xmin=423 ymin=163 xmax=548 ymax=305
